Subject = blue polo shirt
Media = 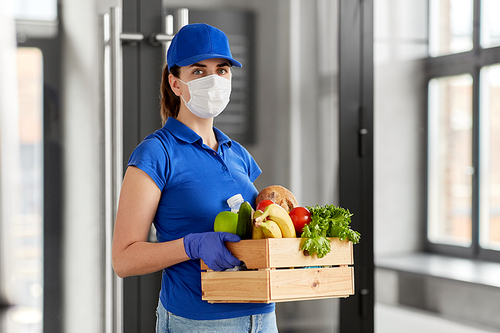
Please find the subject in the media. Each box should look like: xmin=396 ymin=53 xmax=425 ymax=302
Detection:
xmin=127 ymin=117 xmax=274 ymax=320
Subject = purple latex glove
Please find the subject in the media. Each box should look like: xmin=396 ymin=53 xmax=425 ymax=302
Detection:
xmin=183 ymin=232 xmax=241 ymax=271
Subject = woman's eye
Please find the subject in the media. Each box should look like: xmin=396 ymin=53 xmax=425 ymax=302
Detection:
xmin=193 ymin=69 xmax=203 ymax=75
xmin=218 ymin=68 xmax=228 ymax=75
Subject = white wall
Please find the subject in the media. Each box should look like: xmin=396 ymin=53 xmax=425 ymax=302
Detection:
xmin=61 ymin=0 xmax=119 ymax=332
xmin=291 ymin=0 xmax=339 ymax=207
xmin=374 ymin=0 xmax=428 ymax=257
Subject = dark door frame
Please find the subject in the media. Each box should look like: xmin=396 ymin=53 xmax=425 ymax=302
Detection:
xmin=121 ymin=0 xmax=164 ymax=332
xmin=338 ymin=1 xmax=374 ymax=332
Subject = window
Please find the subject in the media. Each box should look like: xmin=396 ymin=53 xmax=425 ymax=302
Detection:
xmin=0 ymin=1 xmax=59 ymax=332
xmin=14 ymin=0 xmax=57 ymax=21
xmin=426 ymin=0 xmax=500 ymax=261
xmin=1 ymin=47 xmax=44 ymax=332
xmin=428 ymin=74 xmax=473 ymax=246
xmin=15 ymin=0 xmax=58 ymax=40
xmin=429 ymin=0 xmax=473 ymax=57
xmin=479 ymin=64 xmax=500 ymax=250
xmin=481 ymin=0 xmax=500 ymax=48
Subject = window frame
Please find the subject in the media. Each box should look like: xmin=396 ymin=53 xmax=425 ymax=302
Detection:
xmin=424 ymin=0 xmax=500 ymax=262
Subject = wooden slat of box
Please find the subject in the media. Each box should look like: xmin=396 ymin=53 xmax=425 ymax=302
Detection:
xmin=264 ymin=238 xmax=353 ymax=268
xmin=269 ymin=266 xmax=354 ymax=302
xmin=201 ymin=266 xmax=354 ymax=303
xmin=201 ymin=270 xmax=270 ymax=303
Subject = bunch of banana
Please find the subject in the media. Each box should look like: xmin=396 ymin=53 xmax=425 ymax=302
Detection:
xmin=252 ymin=203 xmax=296 ymax=239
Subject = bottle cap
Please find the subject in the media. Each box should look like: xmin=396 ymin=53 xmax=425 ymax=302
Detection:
xmin=227 ymin=194 xmax=244 ymax=209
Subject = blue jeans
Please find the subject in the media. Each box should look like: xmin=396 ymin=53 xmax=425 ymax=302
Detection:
xmin=155 ymin=300 xmax=278 ymax=333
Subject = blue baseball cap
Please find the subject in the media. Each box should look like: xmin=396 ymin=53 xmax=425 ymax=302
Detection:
xmin=167 ymin=23 xmax=242 ymax=71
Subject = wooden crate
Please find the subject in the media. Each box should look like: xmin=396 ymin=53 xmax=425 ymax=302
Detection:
xmin=200 ymin=237 xmax=354 ymax=303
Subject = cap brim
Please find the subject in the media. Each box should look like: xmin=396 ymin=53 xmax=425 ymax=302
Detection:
xmin=174 ymin=53 xmax=242 ymax=68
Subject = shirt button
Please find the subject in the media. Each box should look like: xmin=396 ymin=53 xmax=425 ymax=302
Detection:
xmin=219 ymin=152 xmax=223 ymax=156
xmin=222 ymin=166 xmax=227 ymax=171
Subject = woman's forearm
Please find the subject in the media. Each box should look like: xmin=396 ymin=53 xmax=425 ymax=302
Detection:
xmin=112 ymin=238 xmax=189 ymax=278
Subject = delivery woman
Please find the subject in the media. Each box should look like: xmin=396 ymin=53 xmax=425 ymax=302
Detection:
xmin=111 ymin=23 xmax=277 ymax=332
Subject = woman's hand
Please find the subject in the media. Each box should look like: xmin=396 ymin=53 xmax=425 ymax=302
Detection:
xmin=183 ymin=232 xmax=241 ymax=271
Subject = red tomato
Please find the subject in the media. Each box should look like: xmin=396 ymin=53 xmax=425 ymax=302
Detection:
xmin=256 ymin=199 xmax=274 ymax=212
xmin=289 ymin=207 xmax=312 ymax=235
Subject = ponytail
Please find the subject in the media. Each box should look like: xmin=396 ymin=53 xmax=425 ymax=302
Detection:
xmin=160 ymin=64 xmax=181 ymax=124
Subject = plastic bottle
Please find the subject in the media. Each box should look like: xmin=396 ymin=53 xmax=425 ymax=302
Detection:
xmin=227 ymin=194 xmax=244 ymax=213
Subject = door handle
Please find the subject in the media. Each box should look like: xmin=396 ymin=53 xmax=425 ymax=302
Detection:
xmin=148 ymin=31 xmax=174 ymax=47
xmin=149 ymin=8 xmax=189 ymax=48
xmin=102 ymin=6 xmax=126 ymax=333
xmin=120 ymin=32 xmax=144 ymax=45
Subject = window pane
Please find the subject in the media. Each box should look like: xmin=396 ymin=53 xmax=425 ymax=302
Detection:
xmin=429 ymin=0 xmax=473 ymax=57
xmin=480 ymin=64 xmax=500 ymax=250
xmin=14 ymin=0 xmax=57 ymax=21
xmin=428 ymin=75 xmax=473 ymax=246
xmin=481 ymin=0 xmax=500 ymax=48
xmin=0 ymin=47 xmax=44 ymax=332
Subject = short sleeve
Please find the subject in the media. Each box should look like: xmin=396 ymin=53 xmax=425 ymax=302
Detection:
xmin=127 ymin=137 xmax=168 ymax=190
xmin=248 ymin=155 xmax=261 ymax=182
xmin=230 ymin=141 xmax=261 ymax=182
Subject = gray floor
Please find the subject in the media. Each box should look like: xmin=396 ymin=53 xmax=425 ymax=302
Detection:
xmin=2 ymin=302 xmax=499 ymax=332
xmin=376 ymin=303 xmax=500 ymax=333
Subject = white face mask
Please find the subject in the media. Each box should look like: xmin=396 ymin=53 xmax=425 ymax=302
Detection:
xmin=180 ymin=74 xmax=232 ymax=119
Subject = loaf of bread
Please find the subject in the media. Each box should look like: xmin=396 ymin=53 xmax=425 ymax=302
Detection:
xmin=255 ymin=185 xmax=298 ymax=213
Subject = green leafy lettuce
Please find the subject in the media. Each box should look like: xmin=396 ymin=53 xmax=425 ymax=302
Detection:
xmin=300 ymin=204 xmax=360 ymax=258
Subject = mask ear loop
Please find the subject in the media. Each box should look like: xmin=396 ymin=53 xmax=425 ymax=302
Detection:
xmin=178 ymin=79 xmax=190 ymax=105
xmin=180 ymin=95 xmax=190 ymax=106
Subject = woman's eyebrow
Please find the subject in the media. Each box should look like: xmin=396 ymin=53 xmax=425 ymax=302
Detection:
xmin=189 ymin=62 xmax=206 ymax=68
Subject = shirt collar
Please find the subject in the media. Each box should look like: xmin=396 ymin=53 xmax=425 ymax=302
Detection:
xmin=165 ymin=117 xmax=232 ymax=147
xmin=213 ymin=126 xmax=232 ymax=147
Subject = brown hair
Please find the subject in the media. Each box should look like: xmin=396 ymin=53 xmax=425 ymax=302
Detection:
xmin=160 ymin=64 xmax=181 ymax=124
